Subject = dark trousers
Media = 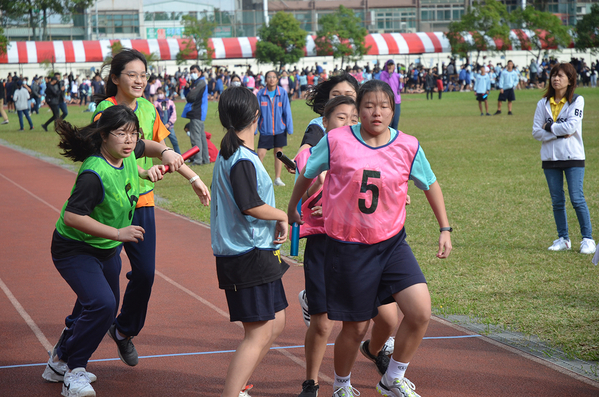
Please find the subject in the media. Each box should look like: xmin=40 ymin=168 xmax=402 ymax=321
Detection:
xmin=118 ymin=206 xmax=157 ymax=337
xmin=55 ymin=250 xmax=122 ymax=369
xmin=59 ymin=101 xmax=68 ymax=119
xmin=43 ymin=104 xmax=61 ymax=128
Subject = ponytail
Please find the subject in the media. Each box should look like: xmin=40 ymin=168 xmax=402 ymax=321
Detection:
xmin=56 ymin=119 xmax=105 ymax=162
xmin=220 ymin=126 xmax=244 ymax=160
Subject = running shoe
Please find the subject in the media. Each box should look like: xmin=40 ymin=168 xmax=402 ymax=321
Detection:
xmin=493 ymin=110 xmax=501 ymax=115
xmin=360 ymin=340 xmax=390 ymax=375
xmin=1 ymin=120 xmax=8 ymax=124
xmin=299 ymin=290 xmax=311 ymax=327
xmin=548 ymin=237 xmax=571 ymax=251
xmin=42 ymin=358 xmax=97 ymax=383
xmin=376 ymin=376 xmax=420 ymax=397
xmin=508 ymin=111 xmax=513 ymax=115
xmin=332 ymin=386 xmax=360 ymax=397
xmin=580 ymin=238 xmax=597 ymax=255
xmin=298 ymin=379 xmax=319 ymax=397
xmin=62 ymin=368 xmax=95 ymax=397
xmin=239 ymin=384 xmax=253 ymax=397
xmin=107 ymin=324 xmax=138 ymax=366
xmin=381 ymin=336 xmax=395 ymax=356
xmin=274 ymin=177 xmax=286 ymax=186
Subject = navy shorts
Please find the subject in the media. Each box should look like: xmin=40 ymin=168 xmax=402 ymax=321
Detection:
xmin=324 ymin=228 xmax=426 ymax=322
xmin=224 ymin=278 xmax=288 ymax=323
xmin=303 ymin=234 xmax=328 ymax=315
xmin=498 ymin=88 xmax=516 ymax=102
xmin=258 ymin=133 xmax=287 ymax=150
xmin=476 ymin=93 xmax=488 ymax=102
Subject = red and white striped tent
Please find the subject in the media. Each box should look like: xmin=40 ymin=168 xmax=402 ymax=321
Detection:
xmin=0 ymin=30 xmax=569 ymax=64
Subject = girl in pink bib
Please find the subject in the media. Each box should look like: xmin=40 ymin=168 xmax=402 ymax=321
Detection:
xmin=289 ymin=80 xmax=452 ymax=397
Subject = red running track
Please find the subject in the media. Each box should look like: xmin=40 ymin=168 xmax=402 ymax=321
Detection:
xmin=0 ymin=143 xmax=597 ymax=397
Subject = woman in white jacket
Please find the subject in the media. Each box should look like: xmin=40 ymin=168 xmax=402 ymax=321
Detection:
xmin=532 ymin=62 xmax=595 ymax=254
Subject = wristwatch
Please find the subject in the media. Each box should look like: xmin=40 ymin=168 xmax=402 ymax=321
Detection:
xmin=440 ymin=227 xmax=453 ymax=233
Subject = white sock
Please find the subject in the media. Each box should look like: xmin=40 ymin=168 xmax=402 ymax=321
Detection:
xmin=384 ymin=359 xmax=409 ymax=384
xmin=116 ymin=329 xmax=127 ymax=341
xmin=333 ymin=372 xmax=351 ymax=389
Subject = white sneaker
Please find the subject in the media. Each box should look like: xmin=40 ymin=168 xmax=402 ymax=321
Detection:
xmin=548 ymin=237 xmax=571 ymax=251
xmin=239 ymin=384 xmax=253 ymax=397
xmin=580 ymin=238 xmax=597 ymax=255
xmin=376 ymin=376 xmax=420 ymax=397
xmin=62 ymin=368 xmax=96 ymax=397
xmin=333 ymin=386 xmax=360 ymax=397
xmin=298 ymin=290 xmax=311 ymax=327
xmin=42 ymin=358 xmax=97 ymax=383
xmin=1 ymin=120 xmax=8 ymax=124
xmin=382 ymin=336 xmax=395 ymax=356
xmin=274 ymin=177 xmax=285 ymax=186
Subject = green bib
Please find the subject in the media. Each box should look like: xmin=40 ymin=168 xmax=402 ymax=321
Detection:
xmin=93 ymin=97 xmax=157 ymax=196
xmin=56 ymin=154 xmax=139 ymax=250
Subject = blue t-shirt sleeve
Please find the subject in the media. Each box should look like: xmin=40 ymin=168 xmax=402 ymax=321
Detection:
xmin=409 ymin=147 xmax=436 ymax=190
xmin=304 ymin=136 xmax=330 ymax=179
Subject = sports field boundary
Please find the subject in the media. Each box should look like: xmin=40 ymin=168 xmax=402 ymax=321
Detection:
xmin=2 ymin=139 xmax=598 ymax=389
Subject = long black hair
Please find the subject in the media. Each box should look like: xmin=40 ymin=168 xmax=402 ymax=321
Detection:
xmin=95 ymin=49 xmax=148 ymax=104
xmin=56 ymin=105 xmax=140 ymax=162
xmin=218 ymin=87 xmax=260 ymax=160
xmin=357 ymin=80 xmax=396 ymax=117
xmin=306 ymin=73 xmax=359 ymax=116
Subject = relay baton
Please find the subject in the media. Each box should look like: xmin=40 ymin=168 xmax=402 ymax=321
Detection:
xmin=163 ymin=146 xmax=199 ymax=173
xmin=290 ymin=199 xmax=301 ymax=256
xmin=276 ymin=151 xmax=296 ymax=171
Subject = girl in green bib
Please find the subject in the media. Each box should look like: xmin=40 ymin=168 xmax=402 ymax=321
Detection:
xmin=43 ymin=105 xmax=183 ymax=397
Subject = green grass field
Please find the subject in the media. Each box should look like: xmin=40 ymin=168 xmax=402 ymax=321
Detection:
xmin=2 ymin=88 xmax=598 ymax=362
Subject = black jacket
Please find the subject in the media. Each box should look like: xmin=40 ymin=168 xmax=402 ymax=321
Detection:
xmin=45 ymin=83 xmax=60 ymax=106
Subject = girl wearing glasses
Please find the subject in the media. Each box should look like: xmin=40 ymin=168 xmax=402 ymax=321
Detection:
xmin=91 ymin=49 xmax=210 ymax=367
xmin=43 ymin=105 xmax=182 ymax=397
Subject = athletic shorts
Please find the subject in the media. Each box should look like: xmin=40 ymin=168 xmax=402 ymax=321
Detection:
xmin=303 ymin=234 xmax=328 ymax=315
xmin=224 ymin=278 xmax=288 ymax=323
xmin=476 ymin=93 xmax=488 ymax=102
xmin=258 ymin=133 xmax=287 ymax=150
xmin=498 ymin=88 xmax=516 ymax=102
xmin=324 ymin=228 xmax=426 ymax=322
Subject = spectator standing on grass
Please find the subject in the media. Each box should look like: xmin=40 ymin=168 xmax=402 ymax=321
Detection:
xmin=186 ymin=65 xmax=210 ymax=165
xmin=474 ymin=66 xmax=491 ymax=116
xmin=55 ymin=73 xmax=68 ymax=120
xmin=532 ymin=62 xmax=595 ymax=255
xmin=256 ymin=70 xmax=293 ymax=187
xmin=379 ymin=59 xmax=403 ymax=130
xmin=0 ymin=79 xmax=8 ymax=124
xmin=13 ymin=80 xmax=33 ymax=130
xmin=154 ymin=87 xmax=181 ymax=154
xmin=31 ymin=77 xmax=41 ymax=114
xmin=494 ymin=60 xmax=519 ymax=116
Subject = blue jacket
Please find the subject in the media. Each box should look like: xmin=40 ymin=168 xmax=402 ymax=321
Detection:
xmin=256 ymin=86 xmax=293 ymax=136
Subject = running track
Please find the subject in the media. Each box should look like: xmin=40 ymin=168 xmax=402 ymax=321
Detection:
xmin=0 ymin=143 xmax=597 ymax=397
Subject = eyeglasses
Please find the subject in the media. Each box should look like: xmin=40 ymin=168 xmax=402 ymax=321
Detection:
xmin=123 ymin=72 xmax=149 ymax=81
xmin=110 ymin=130 xmax=140 ymax=142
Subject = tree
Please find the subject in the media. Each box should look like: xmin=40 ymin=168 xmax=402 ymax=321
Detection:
xmin=446 ymin=0 xmax=511 ymax=64
xmin=510 ymin=6 xmax=572 ymax=60
xmin=255 ymin=12 xmax=307 ymax=69
xmin=176 ymin=15 xmax=216 ymax=66
xmin=314 ymin=6 xmax=369 ymax=68
xmin=574 ymin=3 xmax=599 ymax=55
xmin=0 ymin=27 xmax=7 ymax=56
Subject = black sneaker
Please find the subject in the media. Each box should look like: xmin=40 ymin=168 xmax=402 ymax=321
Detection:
xmin=359 ymin=340 xmax=390 ymax=375
xmin=298 ymin=379 xmax=319 ymax=397
xmin=493 ymin=110 xmax=502 ymax=115
xmin=107 ymin=324 xmax=139 ymax=366
xmin=42 ymin=124 xmax=48 ymax=131
xmin=508 ymin=111 xmax=513 ymax=115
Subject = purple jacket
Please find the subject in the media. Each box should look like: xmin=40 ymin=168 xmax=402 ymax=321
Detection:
xmin=379 ymin=60 xmax=403 ymax=105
